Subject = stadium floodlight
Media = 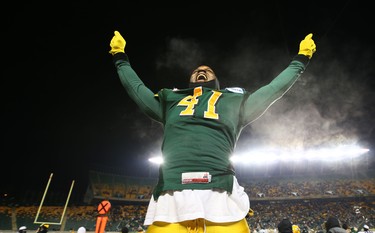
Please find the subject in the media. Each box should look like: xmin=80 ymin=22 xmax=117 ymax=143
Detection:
xmin=230 ymin=144 xmax=370 ymax=164
xmin=148 ymin=156 xmax=163 ymax=164
xmin=304 ymin=145 xmax=370 ymax=161
xmin=149 ymin=145 xmax=370 ymax=165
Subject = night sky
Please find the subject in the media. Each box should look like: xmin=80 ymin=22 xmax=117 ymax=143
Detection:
xmin=2 ymin=3 xmax=374 ymax=200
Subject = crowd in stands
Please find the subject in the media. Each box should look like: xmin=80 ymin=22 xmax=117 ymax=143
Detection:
xmin=89 ymin=171 xmax=155 ymax=201
xmin=88 ymin=172 xmax=375 ymax=201
xmin=249 ymin=199 xmax=373 ymax=231
xmin=240 ymin=177 xmax=375 ymax=199
xmin=1 ymin=174 xmax=374 ymax=232
xmin=1 ymin=199 xmax=373 ymax=232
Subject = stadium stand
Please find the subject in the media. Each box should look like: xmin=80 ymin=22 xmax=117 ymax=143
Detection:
xmin=1 ymin=170 xmax=374 ymax=232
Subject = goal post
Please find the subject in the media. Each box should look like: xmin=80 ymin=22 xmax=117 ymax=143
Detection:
xmin=34 ymin=173 xmax=75 ymax=225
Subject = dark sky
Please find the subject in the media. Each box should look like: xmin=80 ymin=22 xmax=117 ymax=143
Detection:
xmin=2 ymin=3 xmax=374 ymax=199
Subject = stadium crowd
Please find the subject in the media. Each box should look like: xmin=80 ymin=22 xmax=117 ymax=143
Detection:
xmin=1 ymin=173 xmax=374 ymax=232
xmin=0 ymin=199 xmax=373 ymax=232
xmin=89 ymin=172 xmax=375 ymax=201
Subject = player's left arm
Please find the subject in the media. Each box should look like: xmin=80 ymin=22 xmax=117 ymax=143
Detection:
xmin=241 ymin=33 xmax=316 ymax=125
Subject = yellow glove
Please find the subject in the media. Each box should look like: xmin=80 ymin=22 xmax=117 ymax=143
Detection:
xmin=109 ymin=31 xmax=126 ymax=55
xmin=298 ymin=33 xmax=316 ymax=58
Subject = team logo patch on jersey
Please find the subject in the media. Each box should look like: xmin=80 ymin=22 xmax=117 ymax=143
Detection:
xmin=182 ymin=172 xmax=211 ymax=184
xmin=225 ymin=87 xmax=244 ymax=94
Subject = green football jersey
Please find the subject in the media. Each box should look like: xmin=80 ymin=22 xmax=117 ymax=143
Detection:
xmin=153 ymin=86 xmax=247 ymax=199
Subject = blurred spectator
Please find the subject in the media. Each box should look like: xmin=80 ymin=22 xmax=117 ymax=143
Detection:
xmin=137 ymin=226 xmax=145 ymax=233
xmin=36 ymin=224 xmax=49 ymax=233
xmin=293 ymin=225 xmax=301 ymax=233
xmin=278 ymin=218 xmax=293 ymax=233
xmin=324 ymin=217 xmax=346 ymax=233
xmin=342 ymin=223 xmax=350 ymax=233
xmin=363 ymin=225 xmax=373 ymax=233
xmin=121 ymin=226 xmax=129 ymax=233
xmin=77 ymin=227 xmax=86 ymax=233
xmin=18 ymin=226 xmax=27 ymax=233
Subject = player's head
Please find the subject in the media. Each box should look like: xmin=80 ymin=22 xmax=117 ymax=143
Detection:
xmin=189 ymin=65 xmax=220 ymax=89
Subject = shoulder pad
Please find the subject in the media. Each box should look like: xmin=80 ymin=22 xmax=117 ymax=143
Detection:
xmin=225 ymin=87 xmax=245 ymax=94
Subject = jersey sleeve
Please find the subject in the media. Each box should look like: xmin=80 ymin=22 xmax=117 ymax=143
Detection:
xmin=242 ymin=56 xmax=307 ymax=125
xmin=113 ymin=53 xmax=163 ymax=122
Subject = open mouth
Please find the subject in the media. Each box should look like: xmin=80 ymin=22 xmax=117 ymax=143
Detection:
xmin=196 ymin=74 xmax=207 ymax=82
